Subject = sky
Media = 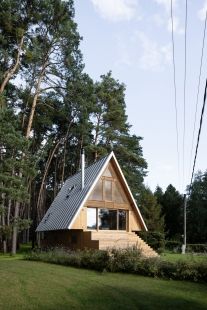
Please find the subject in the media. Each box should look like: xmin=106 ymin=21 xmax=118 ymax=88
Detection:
xmin=73 ymin=0 xmax=207 ymax=194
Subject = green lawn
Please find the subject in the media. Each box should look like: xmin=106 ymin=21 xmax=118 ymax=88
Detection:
xmin=0 ymin=257 xmax=207 ymax=310
xmin=161 ymin=252 xmax=207 ymax=263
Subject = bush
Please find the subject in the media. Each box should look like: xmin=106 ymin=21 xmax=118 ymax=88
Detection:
xmin=108 ymin=248 xmax=142 ymax=273
xmin=137 ymin=231 xmax=165 ymax=253
xmin=165 ymin=240 xmax=182 ymax=252
xmin=25 ymin=247 xmax=207 ymax=283
xmin=186 ymin=244 xmax=207 ymax=253
xmin=25 ymin=248 xmax=110 ymax=271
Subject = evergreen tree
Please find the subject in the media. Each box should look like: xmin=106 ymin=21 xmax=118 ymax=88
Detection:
xmin=187 ymin=171 xmax=207 ymax=243
xmin=139 ymin=187 xmax=164 ymax=232
xmin=90 ymin=72 xmax=147 ymax=196
xmin=161 ymin=184 xmax=183 ymax=240
xmin=0 ymin=108 xmax=35 ymax=253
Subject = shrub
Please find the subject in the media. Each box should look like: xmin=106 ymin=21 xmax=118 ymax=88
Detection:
xmin=25 ymin=248 xmax=110 ymax=271
xmin=186 ymin=244 xmax=207 ymax=253
xmin=25 ymin=247 xmax=207 ymax=283
xmin=108 ymin=248 xmax=142 ymax=273
xmin=165 ymin=240 xmax=182 ymax=252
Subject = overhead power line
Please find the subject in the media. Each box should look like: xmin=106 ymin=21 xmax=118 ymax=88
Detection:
xmin=189 ymin=78 xmax=207 ymax=191
xmin=170 ymin=0 xmax=180 ymax=186
xmin=189 ymin=11 xmax=207 ymax=180
xmin=182 ymin=0 xmax=188 ymax=191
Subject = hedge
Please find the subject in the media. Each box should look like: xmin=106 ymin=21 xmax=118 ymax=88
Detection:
xmin=25 ymin=248 xmax=207 ymax=283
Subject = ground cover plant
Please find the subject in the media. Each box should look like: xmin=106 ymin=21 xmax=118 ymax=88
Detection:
xmin=0 ymin=256 xmax=207 ymax=310
xmin=24 ymin=248 xmax=207 ymax=283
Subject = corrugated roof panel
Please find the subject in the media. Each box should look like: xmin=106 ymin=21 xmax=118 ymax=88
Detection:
xmin=36 ymin=154 xmax=110 ymax=232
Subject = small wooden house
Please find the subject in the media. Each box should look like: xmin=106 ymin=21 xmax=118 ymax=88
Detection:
xmin=36 ymin=151 xmax=157 ymax=257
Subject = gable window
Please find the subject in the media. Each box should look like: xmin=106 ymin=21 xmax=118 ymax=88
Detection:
xmin=89 ymin=179 xmax=102 ymax=200
xmin=104 ymin=180 xmax=112 ymax=201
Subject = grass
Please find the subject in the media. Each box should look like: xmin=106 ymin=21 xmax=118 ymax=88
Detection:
xmin=0 ymin=256 xmax=207 ymax=310
xmin=161 ymin=252 xmax=207 ymax=263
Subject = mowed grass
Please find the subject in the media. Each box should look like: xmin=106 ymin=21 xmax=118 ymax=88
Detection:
xmin=161 ymin=252 xmax=207 ymax=263
xmin=0 ymin=257 xmax=207 ymax=310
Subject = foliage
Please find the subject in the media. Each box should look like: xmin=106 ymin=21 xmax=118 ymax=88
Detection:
xmin=0 ymin=0 xmax=148 ymax=254
xmin=25 ymin=248 xmax=207 ymax=283
xmin=187 ymin=171 xmax=207 ymax=243
xmin=139 ymin=187 xmax=164 ymax=233
xmin=165 ymin=240 xmax=182 ymax=252
xmin=0 ymin=108 xmax=35 ymax=251
xmin=25 ymin=247 xmax=110 ymax=271
xmin=138 ymin=231 xmax=165 ymax=253
xmin=155 ymin=184 xmax=183 ymax=240
xmin=186 ymin=244 xmax=207 ymax=254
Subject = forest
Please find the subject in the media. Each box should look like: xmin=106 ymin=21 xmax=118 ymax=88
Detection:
xmin=0 ymin=0 xmax=207 ymax=255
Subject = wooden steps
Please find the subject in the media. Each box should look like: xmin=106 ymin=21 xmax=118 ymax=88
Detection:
xmin=84 ymin=231 xmax=158 ymax=258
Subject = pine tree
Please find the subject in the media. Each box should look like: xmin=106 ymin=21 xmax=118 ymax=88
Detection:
xmin=161 ymin=184 xmax=183 ymax=240
xmin=187 ymin=171 xmax=207 ymax=243
xmin=139 ymin=187 xmax=164 ymax=232
xmin=0 ymin=108 xmax=35 ymax=253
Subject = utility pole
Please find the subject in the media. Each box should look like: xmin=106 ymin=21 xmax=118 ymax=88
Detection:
xmin=182 ymin=194 xmax=187 ymax=254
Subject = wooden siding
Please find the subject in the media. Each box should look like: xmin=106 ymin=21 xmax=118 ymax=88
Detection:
xmin=71 ymin=161 xmax=142 ymax=232
xmin=41 ymin=230 xmax=158 ymax=257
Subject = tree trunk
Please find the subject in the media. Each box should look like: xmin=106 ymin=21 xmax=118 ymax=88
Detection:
xmin=61 ymin=120 xmax=73 ymax=185
xmin=1 ymin=191 xmax=7 ymax=253
xmin=2 ymin=208 xmax=7 ymax=254
xmin=25 ymin=63 xmax=47 ymax=138
xmin=0 ymin=35 xmax=24 ymax=94
xmin=93 ymin=113 xmax=102 ymax=161
xmin=36 ymin=140 xmax=61 ymax=221
xmin=7 ymin=199 xmax=11 ymax=226
xmin=11 ymin=201 xmax=20 ymax=255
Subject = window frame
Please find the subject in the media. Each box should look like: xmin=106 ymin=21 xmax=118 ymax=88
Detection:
xmin=86 ymin=207 xmax=127 ymax=231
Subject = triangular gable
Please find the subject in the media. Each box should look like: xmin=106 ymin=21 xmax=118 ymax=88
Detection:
xmin=88 ymin=163 xmax=128 ymax=204
xmin=69 ymin=152 xmax=147 ymax=231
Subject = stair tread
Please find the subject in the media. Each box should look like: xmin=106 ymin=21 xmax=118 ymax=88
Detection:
xmin=83 ymin=231 xmax=158 ymax=257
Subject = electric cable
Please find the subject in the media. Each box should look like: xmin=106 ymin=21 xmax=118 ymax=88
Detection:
xmin=170 ymin=0 xmax=181 ymax=187
xmin=182 ymin=0 xmax=188 ymax=191
xmin=189 ymin=78 xmax=207 ymax=192
xmin=188 ymin=11 xmax=207 ymax=181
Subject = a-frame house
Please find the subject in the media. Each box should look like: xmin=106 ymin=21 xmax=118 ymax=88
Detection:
xmin=36 ymin=151 xmax=158 ymax=257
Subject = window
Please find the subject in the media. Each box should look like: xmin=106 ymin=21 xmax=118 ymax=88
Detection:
xmin=89 ymin=179 xmax=102 ymax=200
xmin=98 ymin=209 xmax=117 ymax=230
xmin=87 ymin=208 xmax=97 ymax=229
xmin=87 ymin=208 xmax=127 ymax=231
xmin=102 ymin=167 xmax=113 ymax=177
xmin=104 ymin=180 xmax=112 ymax=201
xmin=118 ymin=210 xmax=126 ymax=230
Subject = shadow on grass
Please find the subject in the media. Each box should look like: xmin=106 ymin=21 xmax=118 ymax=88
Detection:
xmin=42 ymin=275 xmax=207 ymax=310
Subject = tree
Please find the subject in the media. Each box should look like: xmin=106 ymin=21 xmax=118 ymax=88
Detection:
xmin=0 ymin=0 xmax=33 ymax=97
xmin=89 ymin=72 xmax=147 ymax=196
xmin=187 ymin=171 xmax=207 ymax=243
xmin=161 ymin=184 xmax=183 ymax=240
xmin=139 ymin=187 xmax=164 ymax=232
xmin=0 ymin=108 xmax=35 ymax=253
xmin=154 ymin=186 xmax=164 ymax=204
xmin=0 ymin=1 xmax=149 ymax=252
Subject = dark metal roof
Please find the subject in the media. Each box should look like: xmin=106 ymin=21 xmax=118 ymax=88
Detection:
xmin=36 ymin=154 xmax=110 ymax=232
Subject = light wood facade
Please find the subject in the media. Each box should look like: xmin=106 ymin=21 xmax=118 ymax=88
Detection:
xmin=71 ymin=162 xmax=143 ymax=232
xmin=41 ymin=154 xmax=158 ymax=257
